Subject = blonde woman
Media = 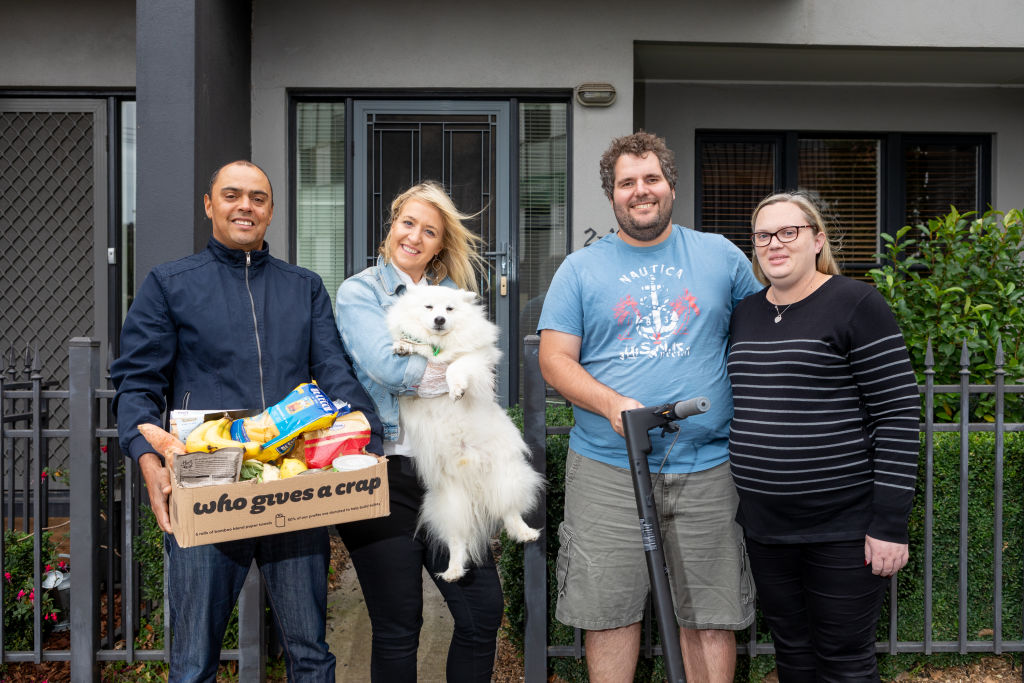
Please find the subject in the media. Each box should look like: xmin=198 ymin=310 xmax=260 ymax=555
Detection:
xmin=727 ymin=191 xmax=920 ymax=680
xmin=334 ymin=182 xmax=499 ymax=682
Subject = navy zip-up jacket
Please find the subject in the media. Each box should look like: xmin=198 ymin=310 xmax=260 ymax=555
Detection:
xmin=112 ymin=237 xmax=383 ymax=462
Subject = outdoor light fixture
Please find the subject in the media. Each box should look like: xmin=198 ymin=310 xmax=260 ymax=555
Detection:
xmin=575 ymin=83 xmax=616 ymax=107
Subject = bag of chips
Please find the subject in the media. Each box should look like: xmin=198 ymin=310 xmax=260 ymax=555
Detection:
xmin=294 ymin=410 xmax=373 ymax=469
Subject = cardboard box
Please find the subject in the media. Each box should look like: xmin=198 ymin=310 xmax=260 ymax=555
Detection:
xmin=169 ymin=456 xmax=389 ymax=548
xmin=168 ymin=408 xmax=389 ymax=548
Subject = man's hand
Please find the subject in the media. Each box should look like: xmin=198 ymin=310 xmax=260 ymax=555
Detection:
xmin=139 ymin=452 xmax=173 ymax=533
xmin=864 ymin=535 xmax=908 ymax=577
xmin=605 ymin=396 xmax=644 ymax=437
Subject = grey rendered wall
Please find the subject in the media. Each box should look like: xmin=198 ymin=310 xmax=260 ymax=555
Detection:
xmin=0 ymin=0 xmax=135 ymax=87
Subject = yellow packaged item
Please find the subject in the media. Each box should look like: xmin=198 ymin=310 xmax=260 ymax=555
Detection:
xmin=279 ymin=457 xmax=308 ymax=479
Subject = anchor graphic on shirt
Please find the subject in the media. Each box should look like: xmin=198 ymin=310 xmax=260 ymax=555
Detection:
xmin=615 ymin=275 xmax=699 ymax=345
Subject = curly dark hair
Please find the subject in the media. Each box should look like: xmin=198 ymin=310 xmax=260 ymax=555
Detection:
xmin=598 ymin=131 xmax=677 ymax=199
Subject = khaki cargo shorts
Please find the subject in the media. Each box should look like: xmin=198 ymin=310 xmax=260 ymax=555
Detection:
xmin=554 ymin=449 xmax=755 ymax=631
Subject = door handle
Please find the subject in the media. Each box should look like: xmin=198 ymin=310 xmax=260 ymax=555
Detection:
xmin=483 ymin=242 xmax=510 ymax=297
xmin=482 ymin=242 xmax=509 ymax=275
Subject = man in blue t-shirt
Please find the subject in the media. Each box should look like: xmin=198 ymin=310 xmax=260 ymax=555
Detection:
xmin=538 ymin=132 xmax=760 ymax=682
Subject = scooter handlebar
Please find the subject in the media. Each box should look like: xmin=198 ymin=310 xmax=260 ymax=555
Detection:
xmin=673 ymin=396 xmax=710 ymax=420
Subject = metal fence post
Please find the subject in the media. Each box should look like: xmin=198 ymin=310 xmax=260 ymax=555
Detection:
xmin=957 ymin=341 xmax=970 ymax=654
xmin=68 ymin=338 xmax=100 ymax=682
xmin=522 ymin=335 xmax=548 ymax=683
xmin=237 ymin=562 xmax=266 ymax=679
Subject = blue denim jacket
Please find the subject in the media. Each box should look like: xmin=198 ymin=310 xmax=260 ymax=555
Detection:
xmin=335 ymin=258 xmax=456 ymax=441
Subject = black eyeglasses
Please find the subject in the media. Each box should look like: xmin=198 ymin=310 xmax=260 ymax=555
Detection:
xmin=751 ymin=225 xmax=814 ymax=247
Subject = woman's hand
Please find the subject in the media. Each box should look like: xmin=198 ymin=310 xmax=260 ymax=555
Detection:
xmin=416 ymin=361 xmax=450 ymax=398
xmin=864 ymin=535 xmax=908 ymax=577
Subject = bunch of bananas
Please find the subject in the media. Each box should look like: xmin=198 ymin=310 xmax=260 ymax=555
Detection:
xmin=185 ymin=415 xmax=265 ymax=459
xmin=230 ymin=413 xmax=281 ymax=444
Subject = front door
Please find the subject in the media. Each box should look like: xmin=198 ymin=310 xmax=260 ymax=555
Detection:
xmin=352 ymin=100 xmax=512 ymax=402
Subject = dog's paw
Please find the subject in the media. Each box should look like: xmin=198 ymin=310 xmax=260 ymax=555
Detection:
xmin=392 ymin=341 xmax=415 ymax=356
xmin=445 ymin=363 xmax=469 ymax=400
xmin=438 ymin=563 xmax=467 ymax=582
xmin=505 ymin=516 xmax=541 ymax=543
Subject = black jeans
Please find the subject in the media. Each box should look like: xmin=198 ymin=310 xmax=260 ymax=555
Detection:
xmin=745 ymin=536 xmax=886 ymax=683
xmin=336 ymin=455 xmax=503 ymax=683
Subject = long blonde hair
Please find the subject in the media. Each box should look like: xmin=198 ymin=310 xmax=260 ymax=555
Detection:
xmin=750 ymin=191 xmax=841 ymax=285
xmin=379 ymin=181 xmax=485 ymax=292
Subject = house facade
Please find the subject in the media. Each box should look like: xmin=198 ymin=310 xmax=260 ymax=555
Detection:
xmin=4 ymin=0 xmax=1023 ymax=402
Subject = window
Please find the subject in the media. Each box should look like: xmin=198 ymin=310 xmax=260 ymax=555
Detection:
xmin=517 ymin=102 xmax=568 ymax=394
xmin=696 ymin=132 xmax=990 ymax=277
xmin=295 ymin=102 xmax=347 ymax=304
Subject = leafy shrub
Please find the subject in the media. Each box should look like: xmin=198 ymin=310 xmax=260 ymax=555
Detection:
xmin=2 ymin=529 xmax=64 ymax=651
xmin=870 ymin=208 xmax=1024 ymax=422
xmin=137 ymin=505 xmax=165 ymax=605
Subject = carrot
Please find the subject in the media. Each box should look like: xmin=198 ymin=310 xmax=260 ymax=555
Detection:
xmin=137 ymin=423 xmax=186 ymax=469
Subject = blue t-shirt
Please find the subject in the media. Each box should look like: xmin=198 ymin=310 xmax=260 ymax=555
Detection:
xmin=537 ymin=225 xmax=761 ymax=473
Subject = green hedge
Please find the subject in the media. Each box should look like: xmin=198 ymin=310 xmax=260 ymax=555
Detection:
xmin=500 ymin=405 xmax=1024 ymax=681
xmin=869 ymin=208 xmax=1024 ymax=423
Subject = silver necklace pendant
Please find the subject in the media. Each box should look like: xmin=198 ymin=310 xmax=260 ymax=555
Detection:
xmin=772 ymin=303 xmax=792 ymax=323
xmin=774 ymin=313 xmax=783 ymax=323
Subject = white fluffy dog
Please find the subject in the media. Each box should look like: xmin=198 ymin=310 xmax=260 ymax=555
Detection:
xmin=387 ymin=285 xmax=544 ymax=582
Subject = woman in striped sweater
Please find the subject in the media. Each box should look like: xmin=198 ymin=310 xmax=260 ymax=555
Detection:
xmin=727 ymin=192 xmax=920 ymax=681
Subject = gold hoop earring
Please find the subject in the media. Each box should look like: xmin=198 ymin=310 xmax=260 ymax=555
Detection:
xmin=431 ymin=253 xmax=447 ymax=283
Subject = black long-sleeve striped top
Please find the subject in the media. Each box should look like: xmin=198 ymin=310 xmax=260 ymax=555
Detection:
xmin=727 ymin=275 xmax=920 ymax=544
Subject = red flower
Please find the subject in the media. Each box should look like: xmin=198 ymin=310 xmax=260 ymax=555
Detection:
xmin=45 ymin=564 xmax=52 ymax=572
xmin=16 ymin=590 xmax=25 ymax=600
xmin=4 ymin=572 xmax=11 ymax=582
xmin=58 ymin=560 xmax=67 ymax=570
xmin=41 ymin=471 xmax=47 ymax=480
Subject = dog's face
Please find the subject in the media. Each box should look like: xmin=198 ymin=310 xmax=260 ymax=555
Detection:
xmin=393 ymin=286 xmax=480 ymax=340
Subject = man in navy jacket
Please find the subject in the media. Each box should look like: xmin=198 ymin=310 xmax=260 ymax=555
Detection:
xmin=112 ymin=160 xmax=383 ymax=682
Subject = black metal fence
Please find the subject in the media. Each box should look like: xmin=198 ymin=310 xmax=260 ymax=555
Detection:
xmin=520 ymin=334 xmax=1024 ymax=681
xmin=2 ymin=336 xmax=1023 ymax=681
xmin=0 ymin=339 xmax=267 ymax=682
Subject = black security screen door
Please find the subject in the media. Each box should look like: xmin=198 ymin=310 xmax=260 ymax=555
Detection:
xmin=364 ymin=113 xmax=499 ymax=300
xmin=353 ymin=101 xmax=512 ymax=401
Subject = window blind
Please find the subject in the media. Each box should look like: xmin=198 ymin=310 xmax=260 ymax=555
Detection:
xmin=698 ymin=140 xmax=775 ymax=250
xmin=296 ymin=102 xmax=346 ymax=305
xmin=905 ymin=143 xmax=980 ymax=227
xmin=518 ymin=103 xmax=568 ymax=336
xmin=798 ymin=138 xmax=880 ymax=275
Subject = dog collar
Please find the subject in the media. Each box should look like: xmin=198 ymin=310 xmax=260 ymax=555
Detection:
xmin=400 ymin=333 xmax=442 ymax=357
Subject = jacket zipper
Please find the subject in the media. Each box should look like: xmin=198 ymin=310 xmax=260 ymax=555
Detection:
xmin=246 ymin=251 xmax=267 ymax=409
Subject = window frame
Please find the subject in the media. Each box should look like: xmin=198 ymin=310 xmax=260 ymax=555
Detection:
xmin=695 ymin=130 xmax=992 ymax=271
